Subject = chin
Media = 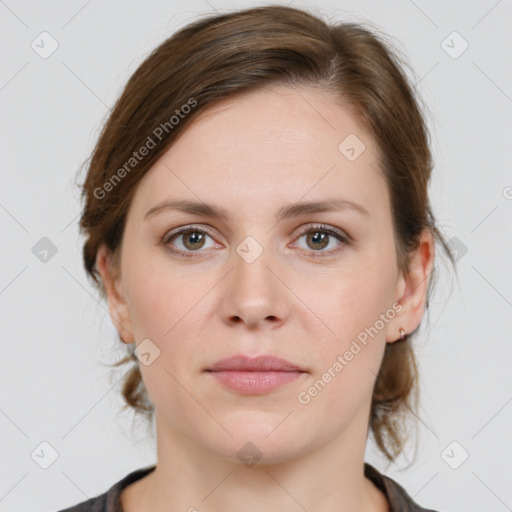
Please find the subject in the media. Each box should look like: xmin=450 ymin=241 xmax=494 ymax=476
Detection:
xmin=199 ymin=416 xmax=314 ymax=466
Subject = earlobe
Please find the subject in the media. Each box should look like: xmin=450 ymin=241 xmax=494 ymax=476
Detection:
xmin=95 ymin=245 xmax=134 ymax=344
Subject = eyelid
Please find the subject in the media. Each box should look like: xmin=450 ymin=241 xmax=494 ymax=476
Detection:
xmin=164 ymin=223 xmax=350 ymax=240
xmin=293 ymin=223 xmax=351 ymax=242
xmin=163 ymin=224 xmax=219 ymax=241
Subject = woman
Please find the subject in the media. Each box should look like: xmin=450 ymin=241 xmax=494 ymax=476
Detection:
xmin=60 ymin=5 xmax=454 ymax=511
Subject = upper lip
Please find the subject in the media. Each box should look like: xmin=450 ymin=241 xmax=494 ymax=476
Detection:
xmin=207 ymin=354 xmax=305 ymax=372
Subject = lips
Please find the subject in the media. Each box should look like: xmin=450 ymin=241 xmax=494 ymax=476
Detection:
xmin=206 ymin=354 xmax=305 ymax=372
xmin=205 ymin=354 xmax=307 ymax=395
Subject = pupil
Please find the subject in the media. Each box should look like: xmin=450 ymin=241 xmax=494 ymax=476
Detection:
xmin=185 ymin=232 xmax=204 ymax=249
xmin=309 ymin=232 xmax=328 ymax=250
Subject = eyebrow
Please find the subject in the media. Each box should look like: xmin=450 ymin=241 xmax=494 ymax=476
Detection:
xmin=144 ymin=197 xmax=370 ymax=223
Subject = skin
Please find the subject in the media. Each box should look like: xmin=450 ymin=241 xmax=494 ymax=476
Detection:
xmin=96 ymin=84 xmax=434 ymax=512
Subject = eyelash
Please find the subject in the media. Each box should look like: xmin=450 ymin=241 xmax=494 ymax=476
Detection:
xmin=162 ymin=223 xmax=351 ymax=259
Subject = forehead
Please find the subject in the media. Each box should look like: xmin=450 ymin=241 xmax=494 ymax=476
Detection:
xmin=130 ymin=84 xmax=387 ymax=220
xmin=181 ymin=84 xmax=375 ymax=165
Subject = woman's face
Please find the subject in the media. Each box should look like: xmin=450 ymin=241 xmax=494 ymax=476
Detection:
xmin=99 ymin=84 xmax=424 ymax=463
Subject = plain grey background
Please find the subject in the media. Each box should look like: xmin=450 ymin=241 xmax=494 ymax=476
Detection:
xmin=1 ymin=1 xmax=511 ymax=511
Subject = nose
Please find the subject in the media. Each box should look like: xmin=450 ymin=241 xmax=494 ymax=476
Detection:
xmin=219 ymin=241 xmax=289 ymax=330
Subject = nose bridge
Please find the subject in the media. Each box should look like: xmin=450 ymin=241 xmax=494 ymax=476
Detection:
xmin=232 ymin=232 xmax=274 ymax=296
xmin=221 ymin=232 xmax=287 ymax=326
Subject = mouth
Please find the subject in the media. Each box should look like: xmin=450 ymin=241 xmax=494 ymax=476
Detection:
xmin=205 ymin=354 xmax=307 ymax=395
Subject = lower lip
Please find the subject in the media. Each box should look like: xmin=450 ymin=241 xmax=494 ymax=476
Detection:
xmin=208 ymin=370 xmax=304 ymax=395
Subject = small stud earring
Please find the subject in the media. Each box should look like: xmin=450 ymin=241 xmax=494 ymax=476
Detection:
xmin=399 ymin=327 xmax=408 ymax=341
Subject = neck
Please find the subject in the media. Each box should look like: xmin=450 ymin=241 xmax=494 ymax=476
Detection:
xmin=136 ymin=407 xmax=389 ymax=512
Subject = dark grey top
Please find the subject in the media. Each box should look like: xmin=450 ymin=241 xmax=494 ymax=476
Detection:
xmin=57 ymin=462 xmax=440 ymax=512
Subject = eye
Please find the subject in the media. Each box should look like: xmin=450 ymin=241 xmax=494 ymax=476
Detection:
xmin=292 ymin=224 xmax=350 ymax=256
xmin=163 ymin=226 xmax=218 ymax=257
xmin=162 ymin=223 xmax=351 ymax=258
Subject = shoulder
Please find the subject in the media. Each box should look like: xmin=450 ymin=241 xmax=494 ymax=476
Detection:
xmin=56 ymin=466 xmax=156 ymax=512
xmin=364 ymin=462 xmax=441 ymax=512
xmin=57 ymin=494 xmax=107 ymax=512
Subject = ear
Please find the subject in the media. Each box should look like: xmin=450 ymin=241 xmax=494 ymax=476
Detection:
xmin=95 ymin=244 xmax=134 ymax=344
xmin=386 ymin=229 xmax=435 ymax=343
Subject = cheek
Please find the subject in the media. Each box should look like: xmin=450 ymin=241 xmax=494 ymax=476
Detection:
xmin=125 ymin=260 xmax=215 ymax=374
xmin=126 ymin=275 xmax=172 ymax=340
xmin=294 ymin=247 xmax=396 ymax=390
xmin=124 ymin=248 xmax=207 ymax=338
xmin=295 ymin=273 xmax=391 ymax=424
xmin=126 ymin=266 xmax=209 ymax=417
xmin=296 ymin=255 xmax=396 ymax=344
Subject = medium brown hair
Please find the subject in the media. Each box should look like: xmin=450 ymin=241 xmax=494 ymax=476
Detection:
xmin=77 ymin=5 xmax=455 ymax=462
